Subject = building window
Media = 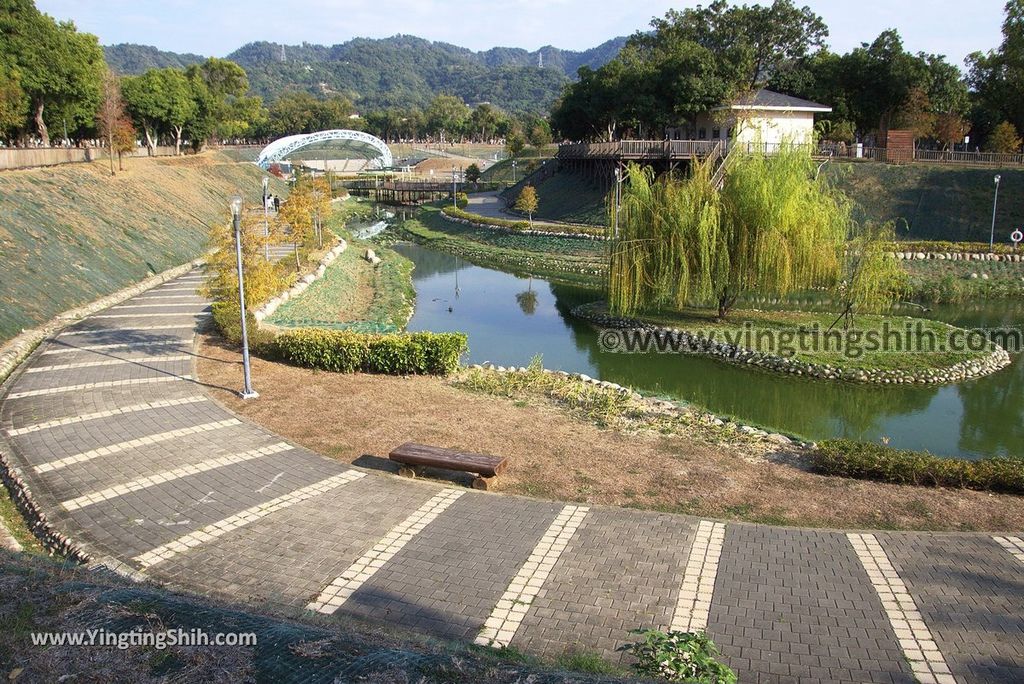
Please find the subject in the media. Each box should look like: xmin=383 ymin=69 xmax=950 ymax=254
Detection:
xmin=712 ymin=127 xmax=721 ymax=139
xmin=698 ymin=128 xmax=707 ymax=140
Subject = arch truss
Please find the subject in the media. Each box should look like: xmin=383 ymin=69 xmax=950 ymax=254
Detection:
xmin=256 ymin=129 xmax=393 ymax=170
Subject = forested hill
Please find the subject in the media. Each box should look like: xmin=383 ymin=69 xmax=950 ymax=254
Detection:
xmin=105 ymin=35 xmax=627 ymax=114
xmin=104 ymin=43 xmax=205 ymax=72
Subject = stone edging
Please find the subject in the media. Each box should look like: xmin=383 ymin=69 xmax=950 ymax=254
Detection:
xmin=439 ymin=209 xmax=606 ymax=241
xmin=0 ymin=258 xmax=206 ymax=386
xmin=892 ymin=250 xmax=1023 ymax=262
xmin=252 ymin=239 xmax=348 ymax=324
xmin=571 ymin=302 xmax=1013 ymax=386
xmin=465 ymin=363 xmax=810 ymax=452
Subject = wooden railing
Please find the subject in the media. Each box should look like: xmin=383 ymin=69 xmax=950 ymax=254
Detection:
xmin=0 ymin=145 xmax=179 ymax=171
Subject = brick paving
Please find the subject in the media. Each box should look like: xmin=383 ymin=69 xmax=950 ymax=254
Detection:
xmin=1 ymin=269 xmax=1023 ymax=682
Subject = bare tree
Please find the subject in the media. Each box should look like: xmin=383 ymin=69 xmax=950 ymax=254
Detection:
xmin=96 ymin=69 xmax=127 ymax=176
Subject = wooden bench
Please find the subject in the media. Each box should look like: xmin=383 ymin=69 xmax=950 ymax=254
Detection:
xmin=389 ymin=442 xmax=508 ymax=490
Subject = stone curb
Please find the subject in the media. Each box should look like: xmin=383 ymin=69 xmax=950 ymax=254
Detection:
xmin=252 ymin=239 xmax=348 ymax=325
xmin=571 ymin=302 xmax=1013 ymax=386
xmin=0 ymin=258 xmax=207 ymax=387
xmin=891 ymin=250 xmax=1023 ymax=262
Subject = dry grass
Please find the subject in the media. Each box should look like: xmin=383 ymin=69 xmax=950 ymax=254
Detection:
xmin=196 ymin=334 xmax=1024 ymax=532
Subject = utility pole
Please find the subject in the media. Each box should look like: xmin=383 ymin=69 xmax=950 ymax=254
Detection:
xmin=231 ymin=196 xmax=258 ymax=400
xmin=991 ymin=174 xmax=1001 ymax=252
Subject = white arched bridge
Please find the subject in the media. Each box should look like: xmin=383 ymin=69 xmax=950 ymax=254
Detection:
xmin=256 ymin=129 xmax=393 ymax=170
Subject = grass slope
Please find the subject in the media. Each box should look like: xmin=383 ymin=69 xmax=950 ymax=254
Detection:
xmin=821 ymin=162 xmax=1024 ymax=242
xmin=529 ymin=163 xmax=1024 ymax=241
xmin=0 ymin=153 xmax=284 ymax=343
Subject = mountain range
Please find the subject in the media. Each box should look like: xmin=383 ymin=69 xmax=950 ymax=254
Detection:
xmin=104 ymin=35 xmax=627 ymax=114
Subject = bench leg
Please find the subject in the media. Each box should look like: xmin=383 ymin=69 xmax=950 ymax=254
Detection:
xmin=472 ymin=476 xmax=494 ymax=491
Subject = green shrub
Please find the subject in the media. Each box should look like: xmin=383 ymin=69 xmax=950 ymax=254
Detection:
xmin=211 ymin=301 xmax=277 ymax=350
xmin=274 ymin=328 xmax=467 ymax=375
xmin=813 ymin=439 xmax=1024 ymax=493
xmin=892 ymin=240 xmax=1017 ymax=255
xmin=621 ymin=629 xmax=736 ymax=684
xmin=455 ymin=192 xmax=469 ymax=208
xmin=441 ymin=205 xmax=530 ymax=231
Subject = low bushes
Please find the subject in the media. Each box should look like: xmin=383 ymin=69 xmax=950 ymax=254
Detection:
xmin=273 ymin=328 xmax=467 ymax=375
xmin=892 ymin=240 xmax=1018 ymax=255
xmin=813 ymin=439 xmax=1024 ymax=494
xmin=441 ymin=205 xmax=530 ymax=231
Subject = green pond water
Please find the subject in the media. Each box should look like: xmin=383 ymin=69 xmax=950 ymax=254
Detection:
xmin=393 ymin=242 xmax=1024 ymax=460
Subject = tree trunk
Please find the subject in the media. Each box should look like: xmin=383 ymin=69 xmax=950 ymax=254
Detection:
xmin=107 ymin=133 xmax=115 ymax=176
xmin=717 ymin=292 xmax=738 ymax=320
xmin=174 ymin=126 xmax=183 ymax=155
xmin=33 ymin=100 xmax=49 ymax=147
xmin=143 ymin=125 xmax=156 ymax=156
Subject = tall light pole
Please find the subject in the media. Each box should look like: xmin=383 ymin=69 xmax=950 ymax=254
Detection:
xmin=452 ymin=165 xmax=458 ymax=208
xmin=231 ymin=196 xmax=258 ymax=400
xmin=511 ymin=159 xmax=517 ymax=184
xmin=991 ymin=174 xmax=1002 ymax=252
xmin=261 ymin=176 xmax=270 ymax=261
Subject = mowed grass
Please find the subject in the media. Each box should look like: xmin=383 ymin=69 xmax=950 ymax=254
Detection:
xmin=0 ymin=152 xmax=285 ymax=343
xmin=531 ymin=171 xmax=609 ymax=226
xmin=619 ymin=305 xmax=993 ymax=372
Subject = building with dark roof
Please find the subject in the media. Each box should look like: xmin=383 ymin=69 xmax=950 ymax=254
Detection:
xmin=666 ymin=89 xmax=832 ymax=148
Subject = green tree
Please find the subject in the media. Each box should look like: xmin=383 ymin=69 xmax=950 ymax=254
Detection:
xmin=184 ymin=57 xmax=253 ymax=145
xmin=527 ymin=119 xmax=552 ymax=147
xmin=967 ymin=1 xmax=1024 ymax=146
xmin=506 ymin=130 xmax=526 ymax=158
xmin=0 ymin=59 xmax=27 ymax=141
xmin=609 ymin=149 xmax=849 ymax=320
xmin=514 ymin=184 xmax=538 ymax=227
xmin=837 ymin=222 xmax=907 ymax=328
xmin=122 ymin=68 xmax=197 ymax=154
xmin=426 ymin=94 xmax=468 ymax=143
xmin=985 ymin=121 xmax=1022 ymax=152
xmin=465 ymin=163 xmax=481 ymax=183
xmin=469 ymin=103 xmax=503 ymax=142
xmin=0 ymin=0 xmax=104 ymax=145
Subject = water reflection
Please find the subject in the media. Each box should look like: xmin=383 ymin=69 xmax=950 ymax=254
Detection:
xmin=394 ymin=242 xmax=1023 ymax=459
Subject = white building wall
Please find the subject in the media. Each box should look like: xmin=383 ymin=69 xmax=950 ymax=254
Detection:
xmin=666 ymin=109 xmax=818 ymax=147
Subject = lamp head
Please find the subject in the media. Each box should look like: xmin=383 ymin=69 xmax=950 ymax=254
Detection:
xmin=996 ymin=175 xmax=1002 ymax=184
xmin=230 ymin=196 xmax=243 ymax=218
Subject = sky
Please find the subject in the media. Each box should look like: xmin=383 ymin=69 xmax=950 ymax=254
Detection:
xmin=36 ymin=0 xmax=1006 ymax=68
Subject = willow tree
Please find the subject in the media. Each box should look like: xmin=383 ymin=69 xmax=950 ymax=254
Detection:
xmin=608 ymin=147 xmax=851 ymax=319
xmin=833 ymin=221 xmax=907 ymax=329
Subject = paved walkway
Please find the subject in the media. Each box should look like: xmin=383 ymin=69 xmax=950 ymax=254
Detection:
xmin=2 ymin=270 xmax=1023 ymax=683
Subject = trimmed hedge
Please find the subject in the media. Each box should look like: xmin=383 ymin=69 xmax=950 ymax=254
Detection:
xmin=813 ymin=439 xmax=1024 ymax=494
xmin=273 ymin=328 xmax=467 ymax=375
xmin=441 ymin=205 xmax=530 ymax=231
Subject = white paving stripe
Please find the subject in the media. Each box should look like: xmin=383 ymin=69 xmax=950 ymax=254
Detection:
xmin=5 ymin=396 xmax=208 ymax=436
xmin=307 ymin=488 xmax=465 ymax=614
xmin=43 ymin=340 xmax=189 ymax=355
xmin=476 ymin=504 xmax=589 ymax=648
xmin=847 ymin=533 xmax=957 ymax=684
xmin=92 ymin=312 xmax=210 ymax=319
xmin=6 ymin=375 xmax=191 ymax=399
xmin=61 ymin=442 xmax=294 ymax=511
xmin=136 ymin=295 xmax=202 ymax=300
xmin=34 ymin=419 xmax=241 ymax=473
xmin=27 ymin=355 xmax=190 ymax=373
xmin=147 ymin=288 xmax=199 ymax=293
xmin=671 ymin=520 xmax=726 ymax=633
xmin=993 ymin=536 xmax=1024 ymax=565
xmin=59 ymin=325 xmax=194 ymax=336
xmin=134 ymin=470 xmax=365 ymax=569
xmin=109 ymin=303 xmax=205 ymax=310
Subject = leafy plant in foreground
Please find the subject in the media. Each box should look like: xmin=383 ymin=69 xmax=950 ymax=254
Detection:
xmin=621 ymin=629 xmax=736 ymax=683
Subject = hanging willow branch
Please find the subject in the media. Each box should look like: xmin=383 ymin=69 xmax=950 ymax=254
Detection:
xmin=608 ymin=146 xmax=852 ymax=319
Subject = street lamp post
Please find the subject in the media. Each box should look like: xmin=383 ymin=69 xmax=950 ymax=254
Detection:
xmin=991 ymin=174 xmax=1002 ymax=252
xmin=511 ymin=159 xmax=517 ymax=184
xmin=452 ymin=165 xmax=457 ymax=208
xmin=231 ymin=196 xmax=258 ymax=400
xmin=262 ymin=176 xmax=270 ymax=261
